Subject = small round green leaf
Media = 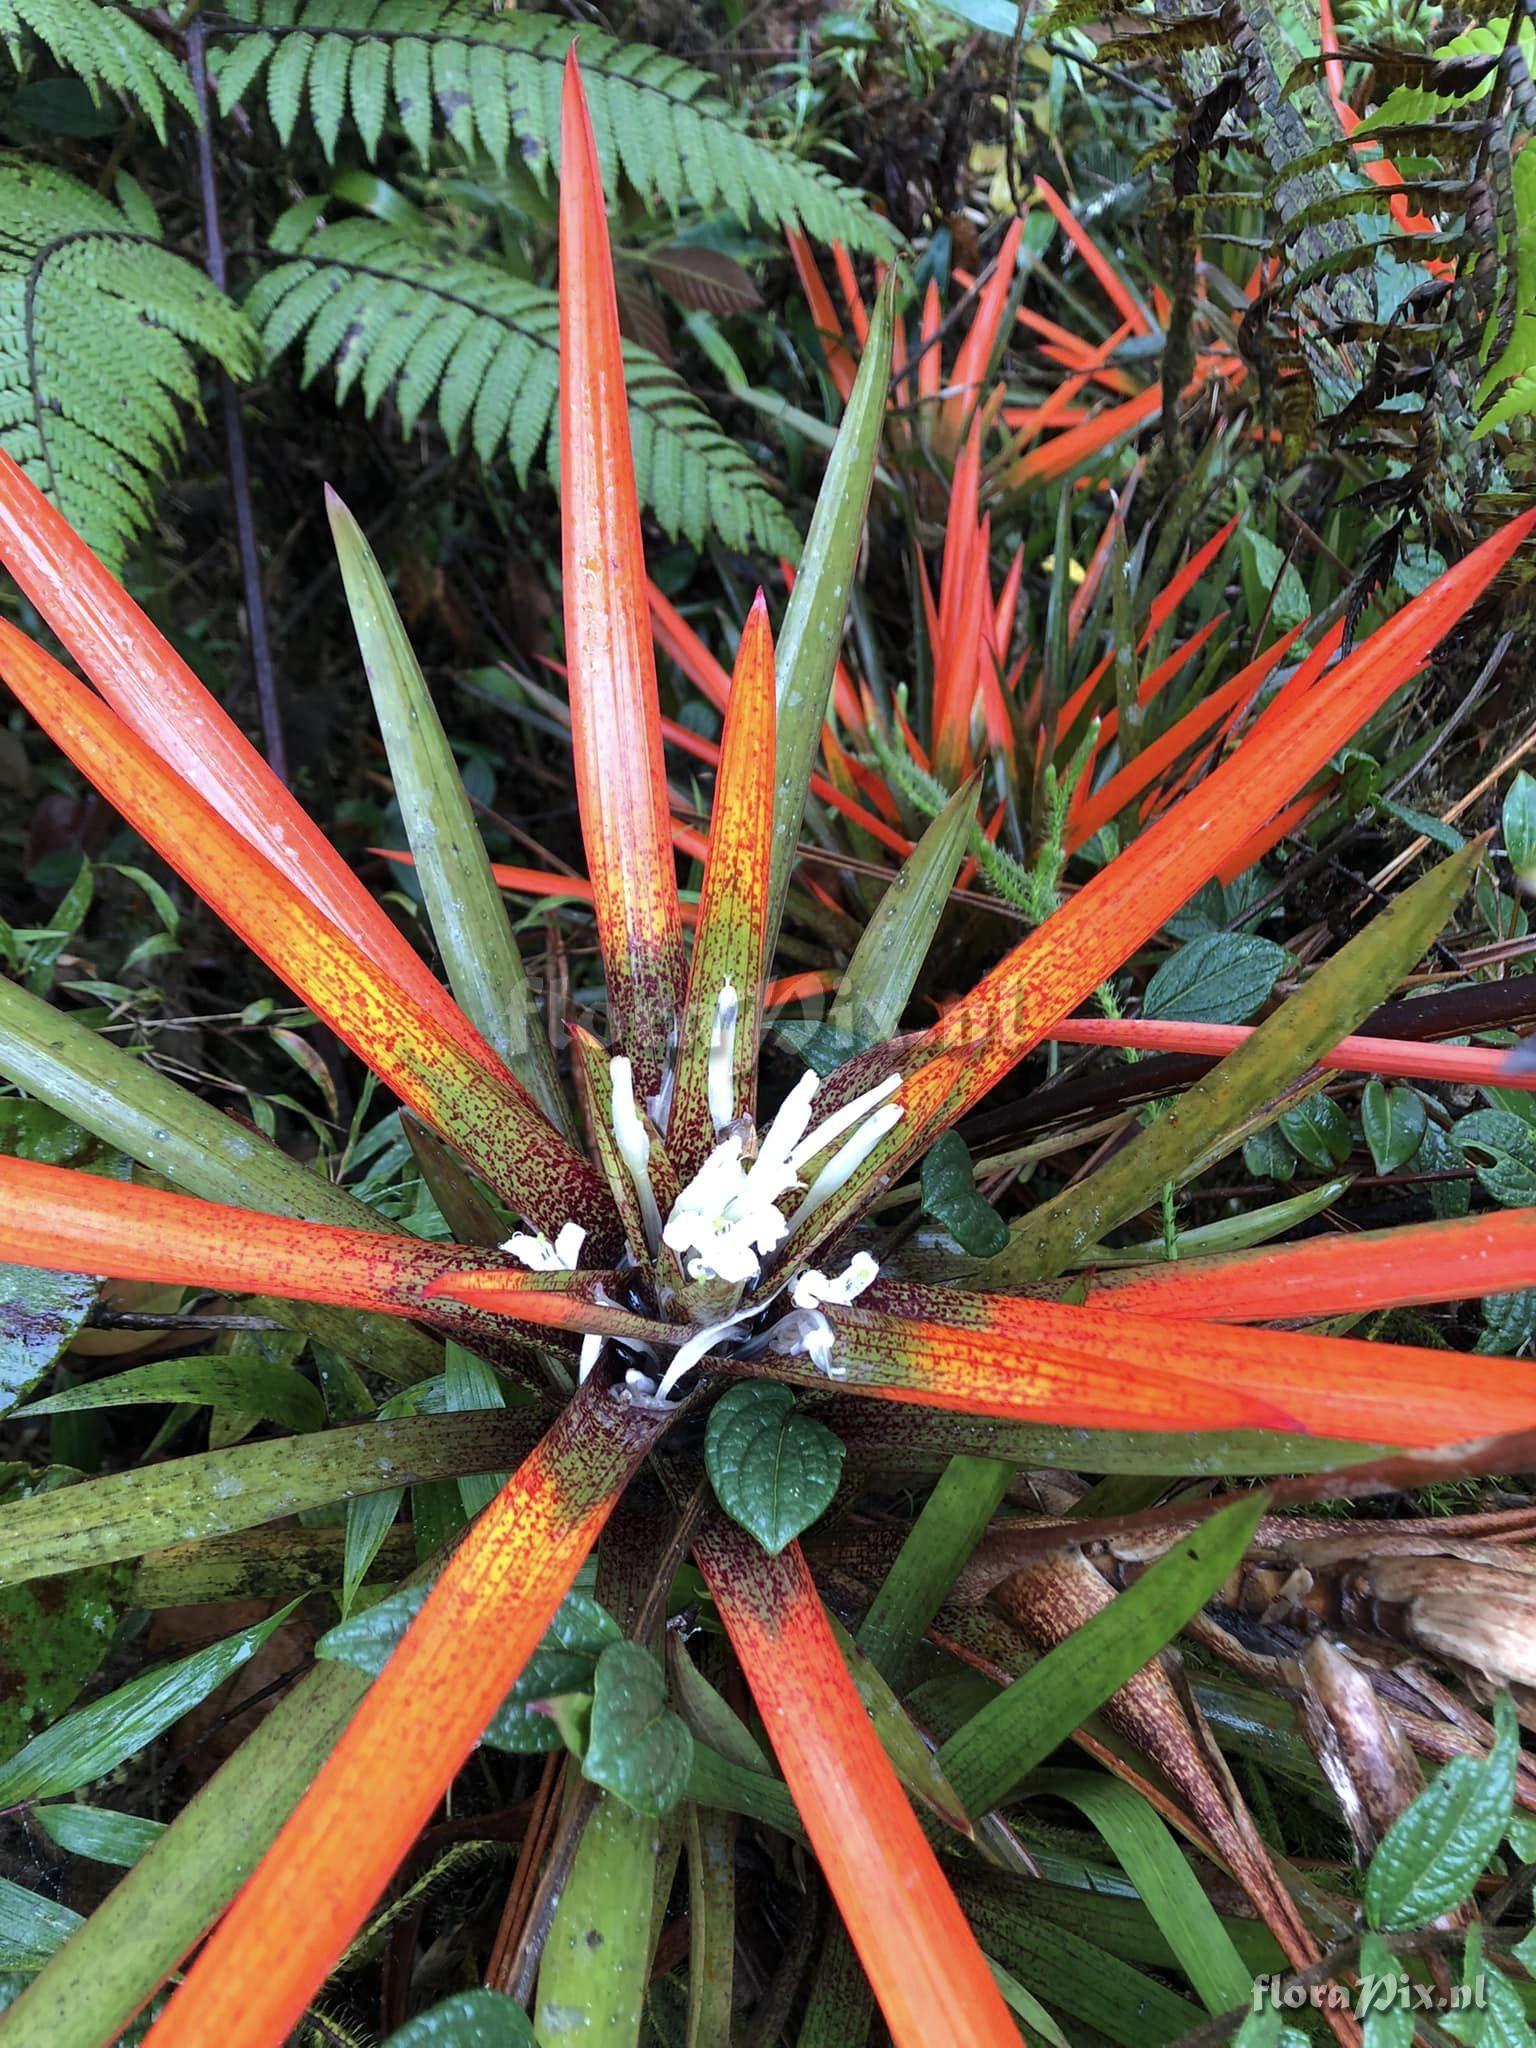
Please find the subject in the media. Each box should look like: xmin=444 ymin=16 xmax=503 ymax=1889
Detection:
xmin=1278 ymin=1095 xmax=1351 ymax=1171
xmin=1143 ymin=934 xmax=1291 ymax=1026
xmin=705 ymin=1382 xmax=845 ymax=1555
xmin=1360 ymin=1082 xmax=1427 ymax=1176
xmin=582 ymin=1640 xmax=693 ymax=1818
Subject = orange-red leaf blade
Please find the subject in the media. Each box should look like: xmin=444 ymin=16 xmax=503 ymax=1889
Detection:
xmin=669 ymin=594 xmax=777 ymax=1166
xmin=0 ymin=1157 xmax=644 ymax=1342
xmin=1046 ymin=1012 xmax=1536 ymax=1090
xmin=144 ymin=1376 xmax=667 ymax=2048
xmin=1084 ymin=1206 xmax=1536 ymax=1322
xmin=693 ymin=1519 xmax=1019 ymax=2048
xmin=560 ymin=51 xmax=686 ymax=1098
xmin=0 ymin=451 xmax=465 ymax=1041
xmin=778 ymin=1292 xmax=1536 ymax=1449
xmin=0 ymin=624 xmax=613 ymax=1244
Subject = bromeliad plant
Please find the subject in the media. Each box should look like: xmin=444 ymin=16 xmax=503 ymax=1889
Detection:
xmin=4 ymin=50 xmax=1536 ymax=2048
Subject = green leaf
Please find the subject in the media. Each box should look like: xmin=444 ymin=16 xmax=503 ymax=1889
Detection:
xmin=1361 ymin=1082 xmax=1427 ymax=1175
xmin=1026 ymin=1770 xmax=1253 ymax=2012
xmin=582 ymin=1640 xmax=693 ymax=1818
xmin=381 ymin=1989 xmax=534 ymax=2047
xmin=828 ymin=773 xmax=979 ymax=1042
xmin=856 ymin=1454 xmax=1015 ymax=1686
xmin=1143 ymin=934 xmax=1291 ymax=1025
xmin=1365 ymin=1693 xmax=1519 ymax=1930
xmin=1234 ymin=2009 xmax=1310 ymax=2048
xmin=1453 ymin=1110 xmax=1536 ymax=1206
xmin=1241 ymin=530 xmax=1309 ymax=634
xmin=1358 ymin=1932 xmax=1414 ymax=2048
xmin=920 ymin=1131 xmax=1009 ymax=1257
xmin=1506 ymin=771 xmax=1536 ymax=882
xmin=320 ymin=1581 xmax=622 ymax=1756
xmin=938 ymin=1494 xmax=1268 ymax=1816
xmin=0 ymin=1568 xmax=122 ymax=1762
xmin=1479 ymin=1288 xmax=1536 ymax=1356
xmin=1243 ymin=1124 xmax=1297 ymax=1181
xmin=824 ymin=1613 xmax=972 ymax=1834
xmin=704 ymin=1382 xmax=845 ymax=1555
xmin=0 ymin=1600 xmax=301 ymax=1806
xmin=767 ymin=272 xmax=894 ymax=959
xmin=0 ymin=1880 xmax=80 ymax=1971
xmin=13 ymin=1355 xmax=324 ymax=1433
xmin=1419 ymin=1118 xmax=1472 ymax=1219
xmin=1279 ymin=1095 xmax=1351 ymax=1170
xmin=997 ymin=845 xmax=1477 ymax=1284
xmin=329 ymin=495 xmax=568 ymax=1132
xmin=0 ymin=1411 xmax=538 ymax=1590
xmin=1445 ymin=1952 xmax=1536 ymax=2048
xmin=534 ymin=1792 xmax=659 ymax=2044
xmin=0 ymin=1659 xmax=368 ymax=2047
xmin=30 ymin=1805 xmax=164 ymax=1869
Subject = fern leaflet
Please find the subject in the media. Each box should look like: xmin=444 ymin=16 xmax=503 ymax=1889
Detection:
xmin=246 ymin=219 xmax=798 ymax=553
xmin=0 ymin=158 xmax=259 ymax=567
xmin=0 ymin=0 xmax=195 ymax=139
xmin=206 ymin=1 xmax=895 ymax=255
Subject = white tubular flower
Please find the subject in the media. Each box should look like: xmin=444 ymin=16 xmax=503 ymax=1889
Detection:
xmin=790 ymin=1250 xmax=879 ymax=1313
xmin=502 ymin=1221 xmax=587 ymax=1272
xmin=788 ymin=1100 xmax=904 ymax=1230
xmin=706 ymin=982 xmax=739 ymax=1134
xmin=578 ymin=1334 xmax=604 ymax=1384
xmin=789 ymin=1074 xmax=900 ymax=1172
xmin=610 ymin=1055 xmax=664 ymax=1250
xmin=745 ymin=1069 xmax=820 ymax=1200
xmin=662 ymin=1132 xmax=788 ymax=1287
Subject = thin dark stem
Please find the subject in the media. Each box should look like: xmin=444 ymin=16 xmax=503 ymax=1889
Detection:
xmin=185 ymin=19 xmax=289 ymax=784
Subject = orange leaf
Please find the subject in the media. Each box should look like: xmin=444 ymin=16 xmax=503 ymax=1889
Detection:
xmin=0 ymin=1156 xmax=643 ymax=1342
xmin=1033 ymin=177 xmax=1154 ymax=335
xmin=788 ymin=231 xmax=859 ymax=403
xmin=560 ymin=50 xmax=686 ymax=1098
xmin=694 ymin=1519 xmax=1020 ymax=2048
xmin=669 ymin=593 xmax=777 ymax=1168
xmin=1067 ymin=624 xmax=1302 ymax=848
xmin=1086 ymin=1206 xmax=1536 ymax=1322
xmin=1047 ymin=1012 xmax=1536 ymax=1093
xmin=144 ymin=1375 xmax=669 ymax=2048
xmin=0 ymin=624 xmax=614 ymax=1245
xmin=785 ymin=1291 xmax=1536 ymax=1448
xmin=0 ymin=451 xmax=465 ymax=1043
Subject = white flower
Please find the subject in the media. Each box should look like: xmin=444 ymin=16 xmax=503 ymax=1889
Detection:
xmin=661 ymin=1131 xmax=789 ymax=1286
xmin=501 ymin=1221 xmax=587 ymax=1271
xmin=707 ymin=982 xmax=739 ymax=1133
xmin=610 ymin=1055 xmax=664 ymax=1250
xmin=790 ymin=1251 xmax=879 ymax=1313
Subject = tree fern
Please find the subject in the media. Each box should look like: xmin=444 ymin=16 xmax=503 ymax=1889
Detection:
xmin=0 ymin=0 xmax=195 ymax=139
xmin=0 ymin=159 xmax=259 ymax=567
xmin=246 ymin=218 xmax=798 ymax=553
xmin=206 ymin=0 xmax=896 ymax=256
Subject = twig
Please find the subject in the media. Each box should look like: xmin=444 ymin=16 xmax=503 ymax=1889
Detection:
xmin=185 ymin=19 xmax=288 ymax=783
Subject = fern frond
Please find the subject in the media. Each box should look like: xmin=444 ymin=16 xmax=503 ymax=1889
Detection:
xmin=246 ymin=219 xmax=798 ymax=554
xmin=206 ymin=1 xmax=896 ymax=256
xmin=0 ymin=0 xmax=196 ymax=139
xmin=0 ymin=158 xmax=259 ymax=567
